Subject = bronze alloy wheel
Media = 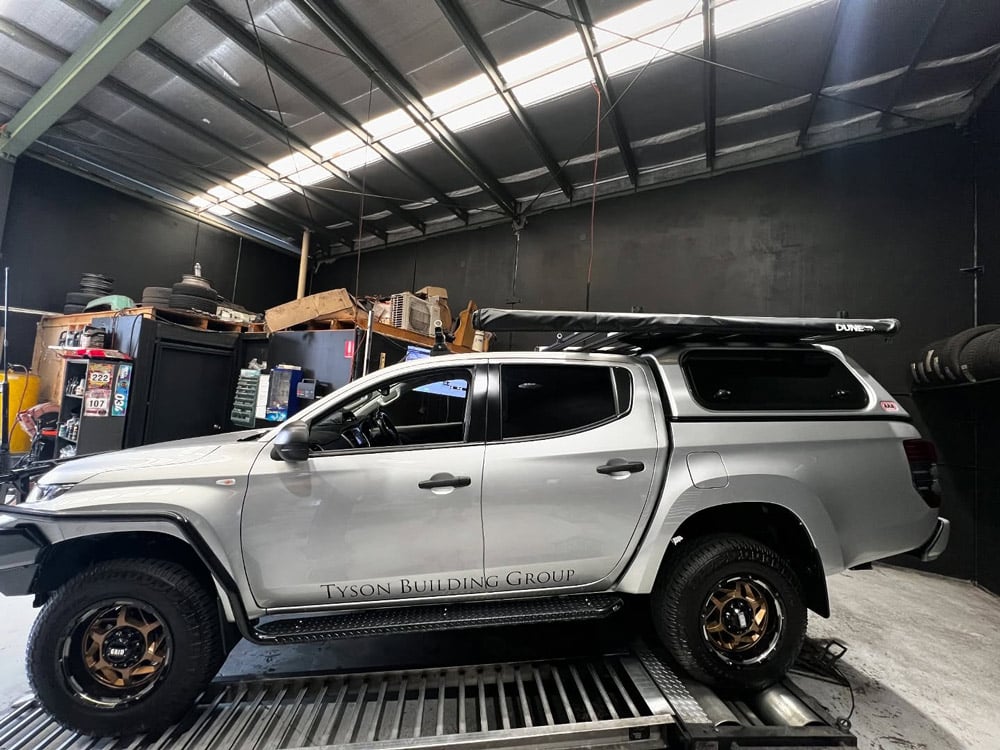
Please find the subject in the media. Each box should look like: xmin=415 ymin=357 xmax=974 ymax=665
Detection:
xmin=65 ymin=601 xmax=171 ymax=705
xmin=701 ymin=576 xmax=783 ymax=664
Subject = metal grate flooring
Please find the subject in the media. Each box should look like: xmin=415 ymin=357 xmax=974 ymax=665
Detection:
xmin=0 ymin=654 xmax=675 ymax=750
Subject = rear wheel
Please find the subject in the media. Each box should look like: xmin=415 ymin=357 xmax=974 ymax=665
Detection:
xmin=27 ymin=559 xmax=224 ymax=736
xmin=651 ymin=535 xmax=806 ymax=690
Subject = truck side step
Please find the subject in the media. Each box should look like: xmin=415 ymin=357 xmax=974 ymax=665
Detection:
xmin=254 ymin=594 xmax=623 ymax=643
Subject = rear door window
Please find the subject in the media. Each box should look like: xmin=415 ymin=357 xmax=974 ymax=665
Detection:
xmin=682 ymin=349 xmax=869 ymax=411
xmin=500 ymin=364 xmax=631 ymax=439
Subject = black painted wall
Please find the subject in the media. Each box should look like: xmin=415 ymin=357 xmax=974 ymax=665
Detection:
xmin=315 ymin=122 xmax=1000 ymax=590
xmin=316 ymin=126 xmax=978 ymax=396
xmin=0 ymin=157 xmax=299 ymax=365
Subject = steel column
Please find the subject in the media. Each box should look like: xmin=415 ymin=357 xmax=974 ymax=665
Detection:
xmin=434 ymin=0 xmax=573 ymax=200
xmin=0 ymin=0 xmax=188 ymax=159
xmin=796 ymin=0 xmax=847 ymax=147
xmin=567 ymin=0 xmax=639 ymax=187
xmin=291 ymin=0 xmax=518 ymax=218
xmin=877 ymin=0 xmax=950 ymax=129
xmin=0 ymin=160 xmax=14 ymax=258
xmin=702 ymin=0 xmax=717 ymax=170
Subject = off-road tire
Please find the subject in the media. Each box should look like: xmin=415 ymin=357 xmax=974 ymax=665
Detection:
xmin=943 ymin=325 xmax=999 ymax=382
xmin=27 ymin=558 xmax=223 ymax=737
xmin=65 ymin=292 xmax=101 ymax=305
xmin=959 ymin=328 xmax=1000 ymax=382
xmin=63 ymin=304 xmax=85 ymax=314
xmin=651 ymin=535 xmax=806 ymax=690
xmin=169 ymin=293 xmax=217 ymax=314
xmin=171 ymin=283 xmax=217 ymax=300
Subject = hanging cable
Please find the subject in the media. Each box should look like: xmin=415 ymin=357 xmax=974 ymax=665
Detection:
xmin=350 ymin=78 xmax=375 ymax=377
xmin=353 ymin=78 xmax=374 ymax=306
xmin=585 ymin=81 xmax=601 ymax=312
xmin=243 ymin=0 xmax=318 ymax=229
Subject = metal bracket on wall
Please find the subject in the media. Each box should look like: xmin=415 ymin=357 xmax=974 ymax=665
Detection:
xmin=960 ymin=265 xmax=984 ymax=275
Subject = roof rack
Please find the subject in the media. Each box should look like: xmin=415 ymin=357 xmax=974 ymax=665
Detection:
xmin=472 ymin=309 xmax=900 ymax=353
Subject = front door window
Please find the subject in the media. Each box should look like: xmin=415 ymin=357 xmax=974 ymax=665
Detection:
xmin=309 ymin=368 xmax=471 ymax=452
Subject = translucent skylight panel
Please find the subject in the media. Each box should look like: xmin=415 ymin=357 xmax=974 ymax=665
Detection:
xmin=601 ymin=14 xmax=704 ymax=75
xmin=207 ymin=185 xmax=236 ymax=201
xmin=313 ymin=131 xmax=366 ymax=159
xmin=332 ymin=146 xmax=380 ymax=171
xmin=207 ymin=205 xmax=232 ymax=216
xmin=440 ymin=95 xmax=510 ymax=132
xmin=269 ymin=151 xmax=314 ymax=177
xmin=232 ymin=171 xmax=270 ymax=191
xmin=424 ymin=74 xmax=494 ymax=115
xmin=189 ymin=196 xmax=212 ymax=209
xmin=593 ymin=0 xmax=696 ymax=47
xmin=381 ymin=126 xmax=433 ymax=154
xmin=366 ymin=108 xmax=417 ymax=139
xmin=228 ymin=195 xmax=256 ymax=209
xmin=252 ymin=181 xmax=293 ymax=199
xmin=499 ymin=34 xmax=587 ymax=86
xmin=715 ymin=0 xmax=821 ymax=35
xmin=512 ymin=59 xmax=594 ymax=107
xmin=287 ymin=164 xmax=331 ymax=186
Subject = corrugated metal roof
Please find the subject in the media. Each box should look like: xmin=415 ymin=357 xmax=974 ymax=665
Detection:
xmin=0 ymin=0 xmax=997 ymax=254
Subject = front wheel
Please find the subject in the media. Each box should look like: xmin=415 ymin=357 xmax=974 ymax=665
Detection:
xmin=651 ymin=535 xmax=806 ymax=690
xmin=27 ymin=558 xmax=224 ymax=736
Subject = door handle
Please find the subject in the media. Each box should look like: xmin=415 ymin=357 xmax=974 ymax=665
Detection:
xmin=418 ymin=474 xmax=472 ymax=490
xmin=596 ymin=460 xmax=645 ymax=476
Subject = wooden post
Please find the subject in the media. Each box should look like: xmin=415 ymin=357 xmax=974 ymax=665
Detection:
xmin=297 ymin=229 xmax=311 ymax=300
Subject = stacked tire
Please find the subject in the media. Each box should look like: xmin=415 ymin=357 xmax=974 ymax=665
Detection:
xmin=140 ymin=286 xmax=172 ymax=307
xmin=912 ymin=325 xmax=1000 ymax=384
xmin=169 ymin=275 xmax=219 ymax=315
xmin=64 ymin=273 xmax=114 ymax=314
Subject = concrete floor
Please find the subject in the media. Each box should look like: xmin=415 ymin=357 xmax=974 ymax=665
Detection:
xmin=0 ymin=564 xmax=997 ymax=749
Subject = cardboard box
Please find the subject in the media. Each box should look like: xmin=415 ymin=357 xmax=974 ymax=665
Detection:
xmin=417 ymin=285 xmax=448 ymax=301
xmin=266 ymin=289 xmax=357 ymax=331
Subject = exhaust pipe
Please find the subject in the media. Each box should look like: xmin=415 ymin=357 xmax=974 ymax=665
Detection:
xmin=753 ymin=684 xmax=823 ymax=727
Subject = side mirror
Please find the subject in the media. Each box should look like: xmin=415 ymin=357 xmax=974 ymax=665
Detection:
xmin=271 ymin=421 xmax=310 ymax=462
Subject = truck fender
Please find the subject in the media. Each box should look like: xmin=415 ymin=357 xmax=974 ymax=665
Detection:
xmin=619 ymin=473 xmax=843 ymax=604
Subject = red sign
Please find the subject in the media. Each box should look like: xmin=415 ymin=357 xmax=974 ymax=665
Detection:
xmin=344 ymin=339 xmax=355 ymax=359
xmin=880 ymin=400 xmax=900 ymax=412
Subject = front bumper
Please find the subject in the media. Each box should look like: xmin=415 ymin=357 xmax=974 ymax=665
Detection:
xmin=909 ymin=518 xmax=950 ymax=562
xmin=0 ymin=525 xmax=46 ymax=596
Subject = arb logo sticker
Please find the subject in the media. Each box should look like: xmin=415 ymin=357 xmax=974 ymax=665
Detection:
xmin=880 ymin=400 xmax=900 ymax=412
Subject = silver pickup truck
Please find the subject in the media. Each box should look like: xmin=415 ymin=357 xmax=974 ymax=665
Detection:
xmin=0 ymin=309 xmax=948 ymax=736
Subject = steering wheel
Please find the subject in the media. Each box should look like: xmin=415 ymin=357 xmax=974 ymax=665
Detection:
xmin=375 ymin=409 xmax=401 ymax=445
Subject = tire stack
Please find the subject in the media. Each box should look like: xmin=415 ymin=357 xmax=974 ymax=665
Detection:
xmin=912 ymin=324 xmax=1000 ymax=385
xmin=63 ymin=273 xmax=113 ymax=314
xmin=168 ymin=274 xmax=220 ymax=315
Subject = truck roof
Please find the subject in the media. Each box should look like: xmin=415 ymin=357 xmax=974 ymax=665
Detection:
xmin=473 ymin=308 xmax=900 ymax=354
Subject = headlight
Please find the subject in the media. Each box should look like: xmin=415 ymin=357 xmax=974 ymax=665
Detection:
xmin=25 ymin=483 xmax=76 ymax=504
